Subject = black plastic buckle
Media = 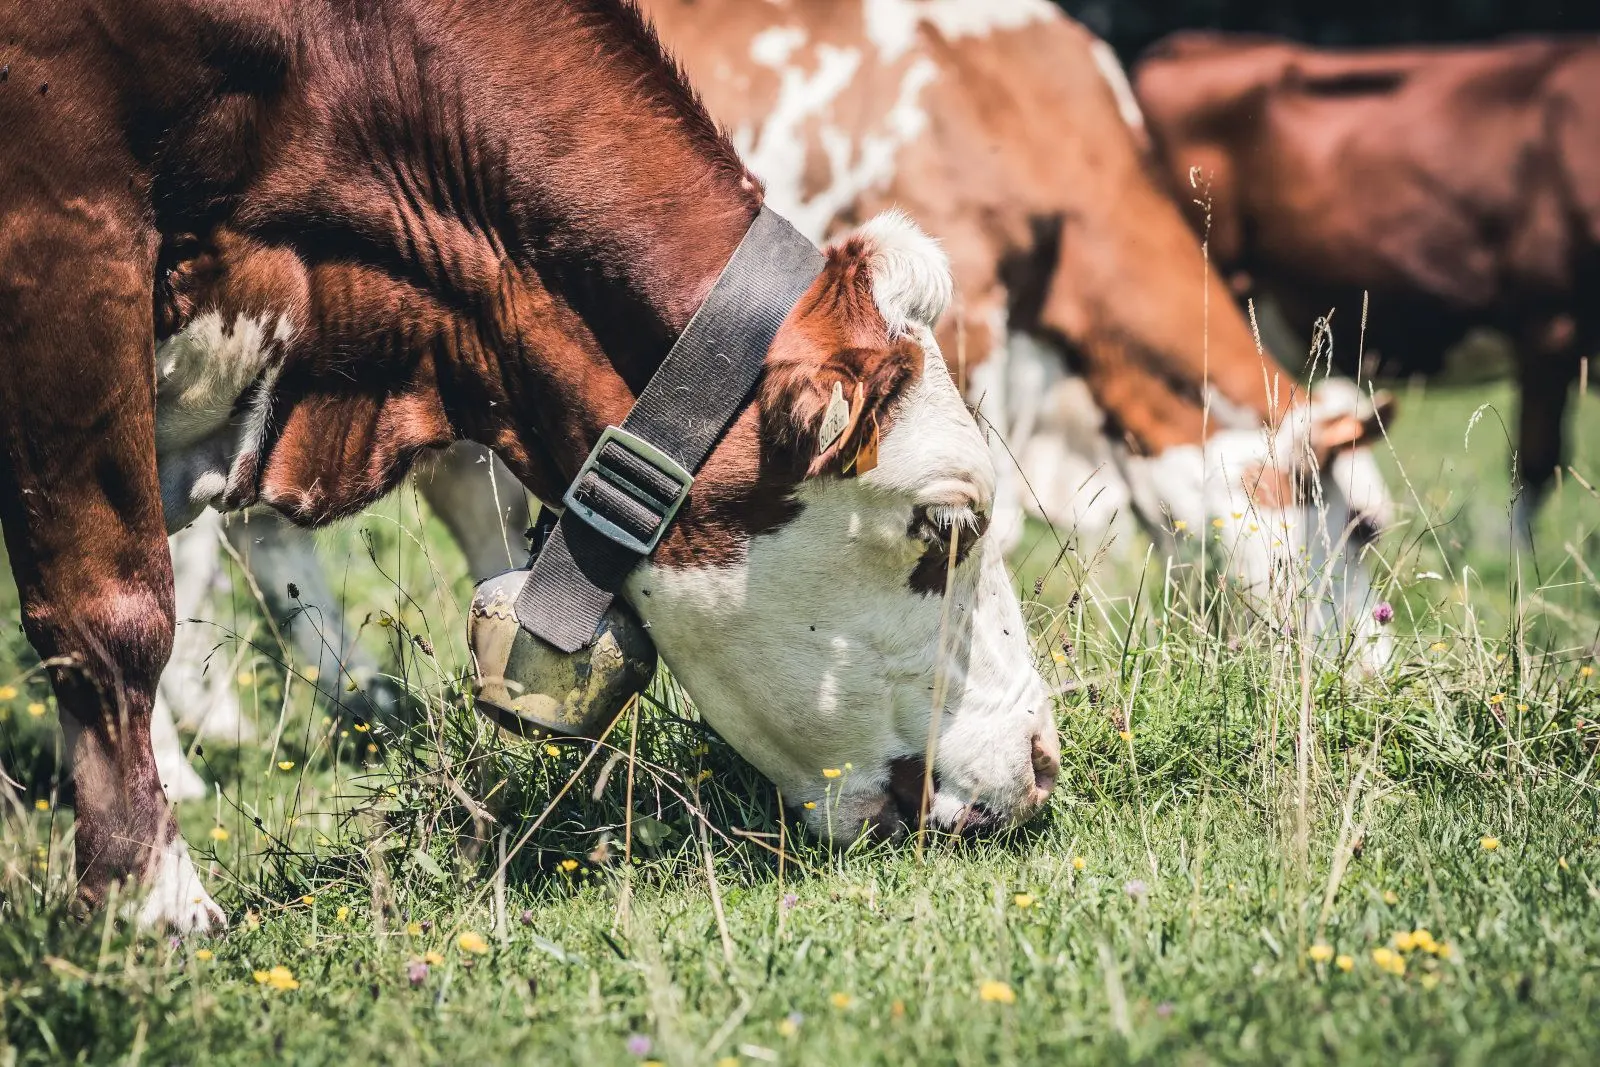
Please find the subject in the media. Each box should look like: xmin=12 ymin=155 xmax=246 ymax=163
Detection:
xmin=562 ymin=426 xmax=694 ymax=556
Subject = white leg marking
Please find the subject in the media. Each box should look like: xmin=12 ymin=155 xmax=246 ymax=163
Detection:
xmin=134 ymin=837 xmax=225 ymax=933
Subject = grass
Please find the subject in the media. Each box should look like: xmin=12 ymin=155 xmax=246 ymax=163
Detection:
xmin=1 ymin=379 xmax=1598 ymax=1065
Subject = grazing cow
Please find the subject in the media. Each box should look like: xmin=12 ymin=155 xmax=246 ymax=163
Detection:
xmin=1134 ymin=33 xmax=1600 ymax=534
xmin=0 ymin=0 xmax=1059 ymax=931
xmin=646 ymin=0 xmax=1398 ymax=640
xmin=150 ymin=1 xmax=1405 ymax=798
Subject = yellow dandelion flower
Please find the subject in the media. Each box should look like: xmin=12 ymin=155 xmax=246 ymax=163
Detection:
xmin=33 ymin=798 xmax=49 ymax=811
xmin=1517 ymin=703 xmax=1529 ymax=712
xmin=424 ymin=951 xmax=445 ymax=966
xmin=277 ymin=761 xmax=295 ymax=771
xmin=1212 ymin=517 xmax=1225 ymax=528
xmin=822 ymin=768 xmax=842 ymax=779
xmin=304 ymin=666 xmax=320 ymax=682
xmin=195 ymin=949 xmax=214 ymax=961
xmin=1118 ymin=729 xmax=1132 ymax=742
xmin=458 ymin=931 xmax=490 ymax=954
xmin=1052 ymin=652 xmax=1066 ymax=663
xmin=695 ymin=769 xmax=712 ymax=784
xmin=353 ymin=722 xmax=370 ymax=733
xmin=716 ymin=1059 xmax=738 ymax=1067
xmin=1335 ymin=954 xmax=1354 ymax=972
xmin=1582 ymin=666 xmax=1595 ymax=678
xmin=406 ymin=921 xmax=422 ymax=936
xmin=1173 ymin=520 xmax=1188 ymax=532
xmin=1488 ymin=693 xmax=1505 ymax=705
xmin=0 ymin=685 xmax=15 ymax=700
xmin=264 ymin=966 xmax=299 ymax=991
xmin=777 ymin=1017 xmax=799 ymax=1038
xmin=27 ymin=702 xmax=46 ymax=718
xmin=1371 ymin=947 xmax=1405 ymax=976
xmin=237 ymin=671 xmax=254 ymax=686
xmin=1308 ymin=943 xmax=1334 ymax=963
xmin=366 ymin=743 xmax=378 ymax=754
xmin=1392 ymin=930 xmax=1417 ymax=952
xmin=253 ymin=969 xmax=270 ymax=984
xmin=1383 ymin=890 xmax=1399 ymax=905
xmin=559 ymin=858 xmax=579 ymax=873
xmin=803 ymin=801 xmax=817 ymax=810
xmin=1013 ymin=893 xmax=1035 ymax=909
xmin=543 ymin=743 xmax=560 ymax=757
xmin=978 ymin=980 xmax=1016 ymax=1004
xmin=1429 ymin=641 xmax=1448 ymax=653
xmin=829 ymin=992 xmax=852 ymax=1010
xmin=336 ymin=906 xmax=350 ymax=923
xmin=1411 ymin=929 xmax=1438 ymax=954
xmin=1481 ymin=836 xmax=1500 ymax=851
xmin=1073 ymin=856 xmax=1086 ymax=871
xmin=300 ymin=894 xmax=315 ymax=906
xmin=209 ymin=826 xmax=229 ymax=842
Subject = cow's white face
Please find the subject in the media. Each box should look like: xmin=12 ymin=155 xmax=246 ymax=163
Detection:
xmin=626 ymin=215 xmax=1058 ymax=840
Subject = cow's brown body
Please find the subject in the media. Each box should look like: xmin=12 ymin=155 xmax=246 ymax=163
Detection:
xmin=649 ymin=0 xmax=1289 ymax=460
xmin=0 ymin=0 xmax=1053 ymax=924
xmin=1135 ymin=33 xmax=1600 ymax=522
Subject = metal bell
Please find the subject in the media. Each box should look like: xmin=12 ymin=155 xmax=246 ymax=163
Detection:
xmin=468 ymin=568 xmax=657 ymax=739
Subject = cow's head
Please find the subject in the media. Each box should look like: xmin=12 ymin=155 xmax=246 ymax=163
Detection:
xmin=1128 ymin=381 xmax=1398 ymax=671
xmin=626 ymin=213 xmax=1058 ymax=838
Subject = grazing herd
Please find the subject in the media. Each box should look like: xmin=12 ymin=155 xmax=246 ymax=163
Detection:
xmin=0 ymin=0 xmax=1586 ymax=931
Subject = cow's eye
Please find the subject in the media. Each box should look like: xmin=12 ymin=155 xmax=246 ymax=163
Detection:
xmin=907 ymin=504 xmax=986 ymax=594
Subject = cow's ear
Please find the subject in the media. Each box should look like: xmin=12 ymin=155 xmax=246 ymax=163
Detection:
xmin=796 ymin=343 xmax=918 ymax=478
xmin=758 ymin=224 xmax=924 ymax=479
xmin=1310 ymin=389 xmax=1396 ymax=466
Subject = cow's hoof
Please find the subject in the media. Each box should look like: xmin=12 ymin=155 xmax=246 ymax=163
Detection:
xmin=134 ymin=839 xmax=226 ymax=933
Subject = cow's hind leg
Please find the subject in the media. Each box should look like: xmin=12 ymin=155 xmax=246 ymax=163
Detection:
xmin=415 ymin=442 xmax=532 ymax=577
xmin=0 ymin=196 xmax=222 ymax=930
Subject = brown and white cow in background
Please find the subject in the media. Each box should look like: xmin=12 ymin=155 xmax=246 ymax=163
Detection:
xmin=2 ymin=0 xmax=1061 ymax=931
xmin=150 ymin=0 xmax=1406 ymax=798
xmin=1134 ymin=33 xmax=1599 ymax=538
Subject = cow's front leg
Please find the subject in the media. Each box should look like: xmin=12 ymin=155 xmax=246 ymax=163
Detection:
xmin=0 ymin=192 xmax=222 ymax=931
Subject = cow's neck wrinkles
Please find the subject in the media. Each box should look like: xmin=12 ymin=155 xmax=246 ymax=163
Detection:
xmin=175 ymin=0 xmax=767 ymax=523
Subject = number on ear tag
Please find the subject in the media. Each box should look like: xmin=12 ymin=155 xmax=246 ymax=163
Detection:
xmin=818 ymin=381 xmax=850 ymax=453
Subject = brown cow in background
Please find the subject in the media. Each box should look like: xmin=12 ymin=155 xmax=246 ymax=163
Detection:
xmin=1135 ymin=33 xmax=1600 ymax=536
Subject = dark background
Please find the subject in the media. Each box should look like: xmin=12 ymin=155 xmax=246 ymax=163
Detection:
xmin=1060 ymin=1 xmax=1600 ymax=58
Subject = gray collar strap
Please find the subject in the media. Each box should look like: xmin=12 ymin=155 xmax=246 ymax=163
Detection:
xmin=513 ymin=206 xmax=826 ymax=652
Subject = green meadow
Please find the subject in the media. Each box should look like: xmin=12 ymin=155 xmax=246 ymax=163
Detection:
xmin=2 ymin=379 xmax=1598 ymax=1065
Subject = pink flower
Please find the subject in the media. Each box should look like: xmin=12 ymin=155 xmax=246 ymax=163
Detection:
xmin=406 ymin=960 xmax=429 ymax=987
xmin=1373 ymin=602 xmax=1394 ymax=625
xmin=626 ymin=1035 xmax=652 ymax=1057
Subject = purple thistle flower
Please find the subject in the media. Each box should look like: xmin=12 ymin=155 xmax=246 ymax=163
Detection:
xmin=782 ymin=893 xmax=799 ymax=911
xmin=626 ymin=1035 xmax=652 ymax=1057
xmin=1373 ymin=601 xmax=1394 ymax=625
xmin=407 ymin=959 xmax=429 ymax=987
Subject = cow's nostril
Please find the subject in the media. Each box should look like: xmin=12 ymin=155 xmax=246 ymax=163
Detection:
xmin=1031 ymin=732 xmax=1061 ymax=796
xmin=1350 ymin=513 xmax=1381 ymax=546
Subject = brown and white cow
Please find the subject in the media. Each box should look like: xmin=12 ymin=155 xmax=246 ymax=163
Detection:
xmin=644 ymin=0 xmax=1399 ymax=647
xmin=148 ymin=1 xmax=1409 ymax=800
xmin=1135 ymin=33 xmax=1600 ymax=536
xmin=0 ymin=0 xmax=1059 ymax=931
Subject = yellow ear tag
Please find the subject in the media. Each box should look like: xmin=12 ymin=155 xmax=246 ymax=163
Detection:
xmin=851 ymin=413 xmax=880 ymax=476
xmin=817 ymin=381 xmax=850 ymax=454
